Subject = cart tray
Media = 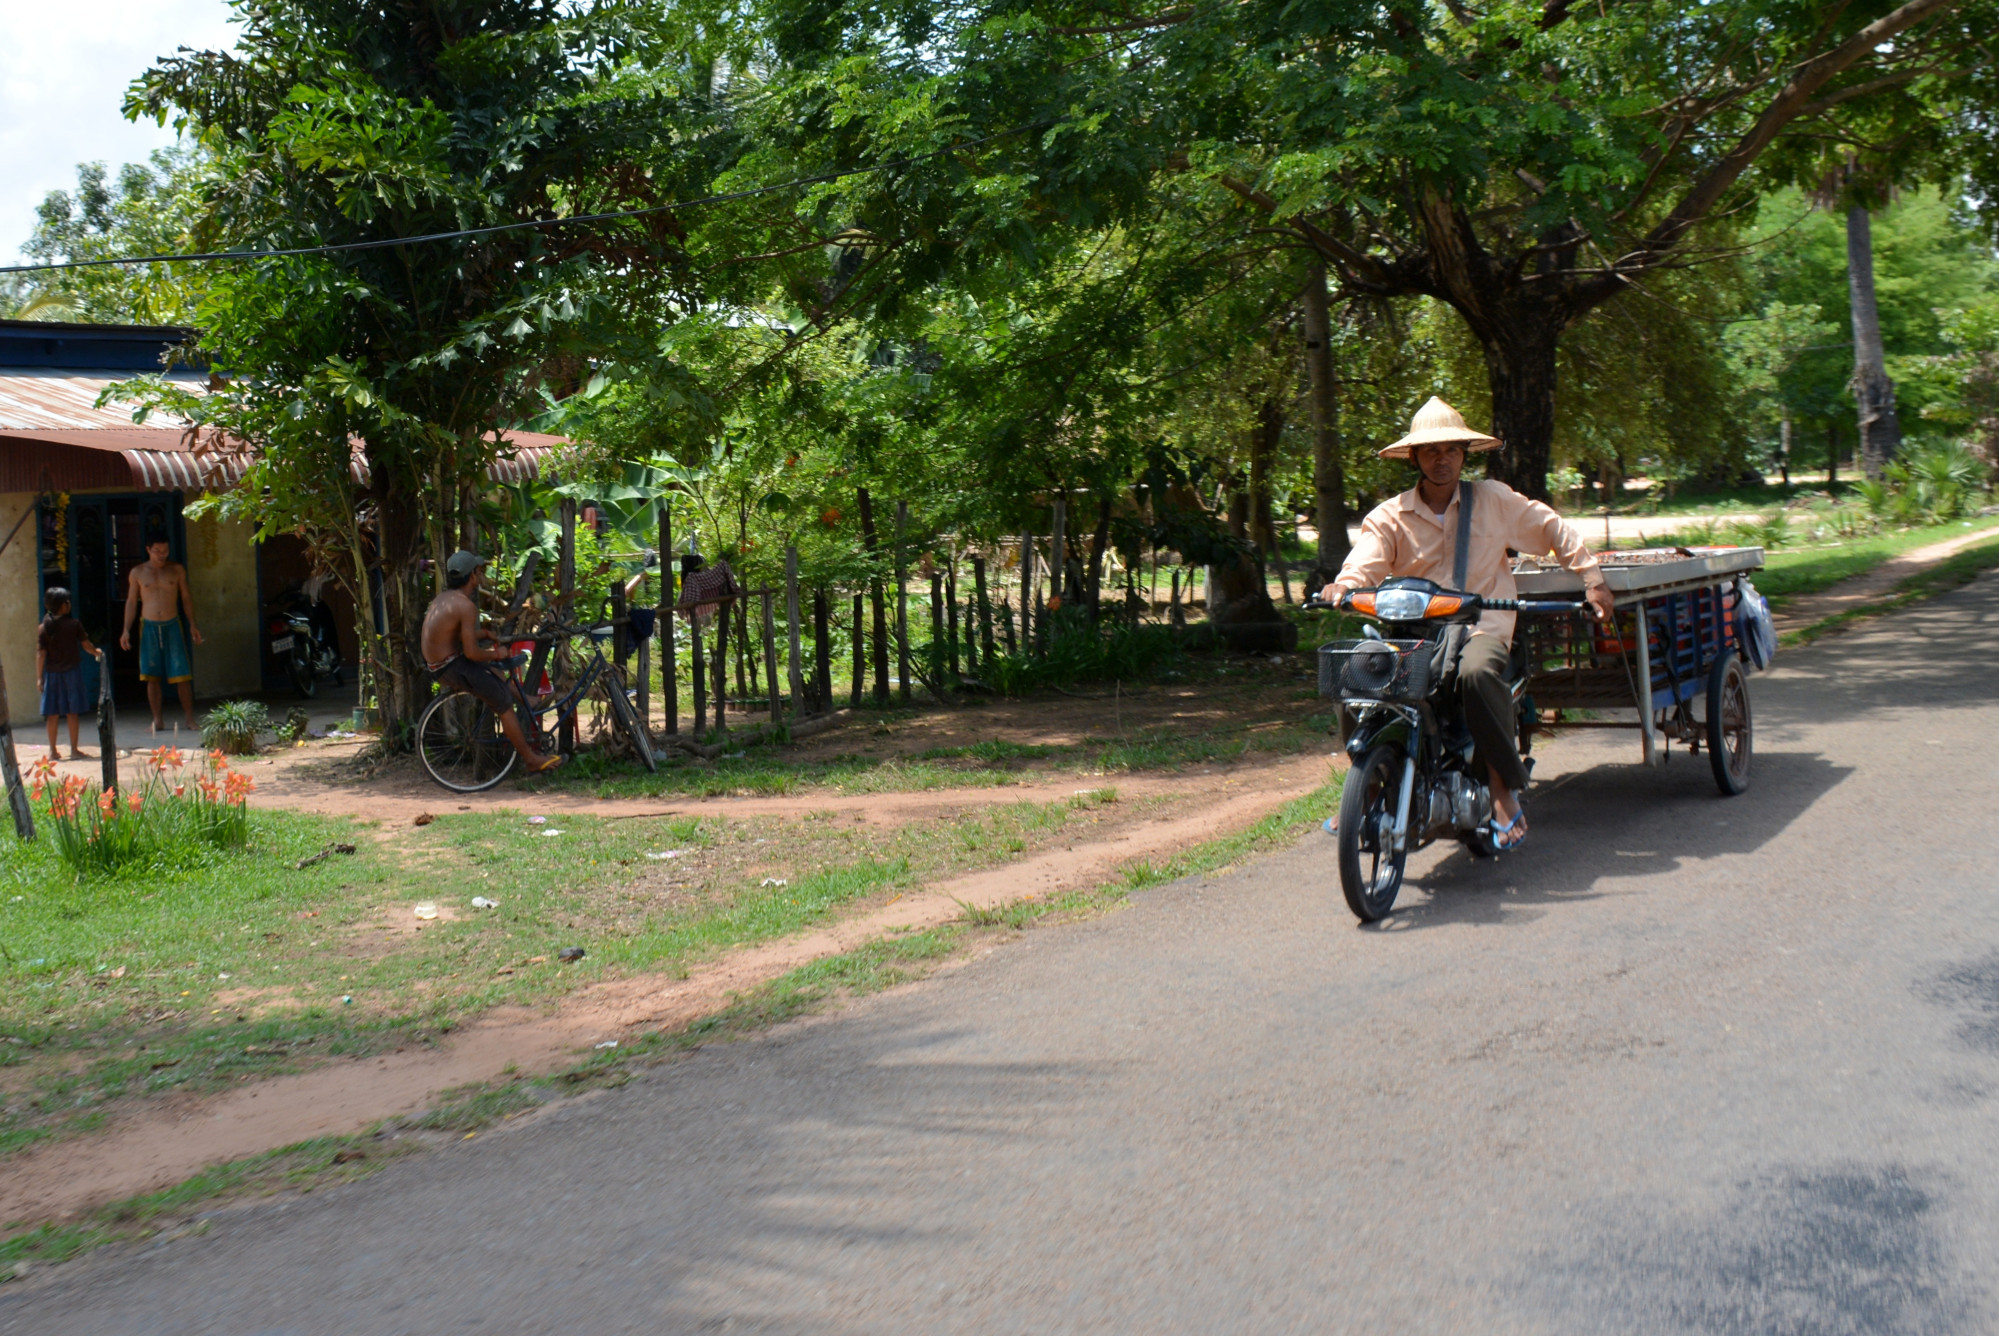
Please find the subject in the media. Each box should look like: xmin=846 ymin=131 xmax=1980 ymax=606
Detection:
xmin=1512 ymin=546 xmax=1764 ymax=596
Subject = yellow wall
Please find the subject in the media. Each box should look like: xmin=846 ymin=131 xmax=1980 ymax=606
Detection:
xmin=188 ymin=513 xmax=263 ymax=700
xmin=1 ymin=490 xmax=36 ymax=732
xmin=3 ymin=493 xmax=264 ymax=728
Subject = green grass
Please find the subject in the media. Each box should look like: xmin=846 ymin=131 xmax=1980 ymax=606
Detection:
xmin=2 ymin=772 xmax=1344 ymax=1271
xmin=1753 ymin=516 xmax=1999 ymax=606
xmin=0 ymin=785 xmax=1163 ymax=1159
xmin=1783 ymin=530 xmax=1999 ymax=646
xmin=1 ymin=1131 xmax=404 ymax=1272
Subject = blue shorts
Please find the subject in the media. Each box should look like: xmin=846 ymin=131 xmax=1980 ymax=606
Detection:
xmin=40 ymin=665 xmax=90 ymax=717
xmin=139 ymin=619 xmax=192 ymax=683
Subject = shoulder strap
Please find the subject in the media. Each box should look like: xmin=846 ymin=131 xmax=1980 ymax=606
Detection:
xmin=1451 ymin=479 xmax=1476 ymax=589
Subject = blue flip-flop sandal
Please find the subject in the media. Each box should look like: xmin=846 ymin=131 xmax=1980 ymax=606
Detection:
xmin=1490 ymin=811 xmax=1527 ymax=852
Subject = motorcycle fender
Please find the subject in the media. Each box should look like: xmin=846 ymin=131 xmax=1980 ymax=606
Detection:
xmin=1345 ymin=714 xmax=1412 ymax=761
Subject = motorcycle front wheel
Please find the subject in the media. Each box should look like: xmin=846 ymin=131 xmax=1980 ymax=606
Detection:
xmin=287 ymin=646 xmax=317 ymax=697
xmin=1338 ymin=743 xmax=1410 ymax=923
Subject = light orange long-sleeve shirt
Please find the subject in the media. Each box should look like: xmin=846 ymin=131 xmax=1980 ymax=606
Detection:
xmin=1332 ymin=479 xmax=1605 ymax=645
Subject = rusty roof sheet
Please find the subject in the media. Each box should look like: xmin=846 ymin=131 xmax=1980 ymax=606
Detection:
xmin=0 ymin=368 xmax=203 ymax=432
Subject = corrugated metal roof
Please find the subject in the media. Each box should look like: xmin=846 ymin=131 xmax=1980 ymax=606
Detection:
xmin=0 ymin=369 xmax=203 ymax=431
xmin=1 ymin=366 xmax=568 ymax=493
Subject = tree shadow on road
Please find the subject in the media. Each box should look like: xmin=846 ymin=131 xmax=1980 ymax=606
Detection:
xmin=1369 ymin=748 xmax=1853 ymax=933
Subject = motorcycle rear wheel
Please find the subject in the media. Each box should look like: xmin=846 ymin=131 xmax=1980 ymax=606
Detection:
xmin=1338 ymin=743 xmax=1410 ymax=923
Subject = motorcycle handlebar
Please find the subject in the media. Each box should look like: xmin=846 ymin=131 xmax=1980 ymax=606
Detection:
xmin=1299 ymin=590 xmax=1595 ymax=618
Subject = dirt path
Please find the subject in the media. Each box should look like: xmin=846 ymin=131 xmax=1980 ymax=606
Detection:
xmin=1772 ymin=525 xmax=1999 ymax=632
xmin=0 ymin=753 xmax=1333 ymax=1225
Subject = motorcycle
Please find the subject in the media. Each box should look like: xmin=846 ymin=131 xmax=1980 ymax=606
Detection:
xmin=1306 ymin=577 xmax=1586 ymax=923
xmin=266 ymin=583 xmax=345 ymax=698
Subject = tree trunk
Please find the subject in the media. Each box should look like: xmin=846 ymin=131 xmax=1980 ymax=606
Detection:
xmin=1827 ymin=421 xmax=1840 ymax=488
xmin=1481 ymin=319 xmax=1562 ymax=501
xmin=1779 ymin=408 xmax=1792 ymax=486
xmin=1847 ymin=206 xmax=1902 ymax=479
xmin=1299 ymin=261 xmax=1350 ymax=568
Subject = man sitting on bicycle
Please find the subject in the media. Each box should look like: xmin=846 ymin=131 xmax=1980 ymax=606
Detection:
xmin=422 ymin=551 xmax=564 ymax=775
xmin=1319 ymin=399 xmax=1613 ymax=851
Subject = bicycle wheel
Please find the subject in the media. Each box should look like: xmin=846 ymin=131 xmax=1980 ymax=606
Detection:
xmin=418 ymin=692 xmax=517 ymax=792
xmin=603 ymin=668 xmax=659 ymax=773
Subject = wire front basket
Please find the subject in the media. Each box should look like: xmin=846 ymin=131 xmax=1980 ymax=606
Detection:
xmin=1318 ymin=638 xmax=1436 ymax=703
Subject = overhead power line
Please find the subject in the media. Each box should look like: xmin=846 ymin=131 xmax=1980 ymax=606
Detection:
xmin=0 ymin=123 xmax=1046 ymax=277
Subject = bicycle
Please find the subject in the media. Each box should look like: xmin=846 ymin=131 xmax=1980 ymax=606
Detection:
xmin=417 ymin=619 xmax=658 ymax=792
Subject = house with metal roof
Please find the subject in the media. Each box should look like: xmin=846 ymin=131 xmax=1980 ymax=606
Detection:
xmin=1 ymin=319 xmax=563 ymax=728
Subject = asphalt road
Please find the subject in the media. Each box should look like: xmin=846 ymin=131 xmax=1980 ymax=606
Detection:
xmin=11 ymin=574 xmax=1999 ymax=1335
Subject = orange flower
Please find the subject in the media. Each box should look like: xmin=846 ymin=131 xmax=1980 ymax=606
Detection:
xmin=98 ymin=790 xmax=117 ymax=817
xmin=173 ymin=784 xmax=186 ymax=798
xmin=126 ymin=792 xmax=143 ymax=814
xmin=223 ymin=771 xmax=255 ymax=805
xmin=28 ymin=756 xmax=56 ymax=782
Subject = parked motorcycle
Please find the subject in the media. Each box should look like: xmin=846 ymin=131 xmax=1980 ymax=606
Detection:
xmin=267 ymin=583 xmax=345 ymax=698
xmin=1306 ymin=578 xmax=1585 ymax=923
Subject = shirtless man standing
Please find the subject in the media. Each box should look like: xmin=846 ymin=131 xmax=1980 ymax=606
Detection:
xmin=421 ymin=550 xmax=562 ymax=774
xmin=120 ymin=538 xmax=203 ymax=733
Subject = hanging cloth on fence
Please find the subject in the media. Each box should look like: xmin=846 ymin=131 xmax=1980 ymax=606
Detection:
xmin=676 ymin=558 xmax=743 ymax=623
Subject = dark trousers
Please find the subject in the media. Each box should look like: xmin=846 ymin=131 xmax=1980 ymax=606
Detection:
xmin=1459 ymin=632 xmax=1529 ymax=792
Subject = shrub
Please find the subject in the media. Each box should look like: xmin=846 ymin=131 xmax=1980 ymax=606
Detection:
xmin=1726 ymin=511 xmax=1793 ymax=550
xmin=1857 ymin=441 xmax=1992 ymax=527
xmin=981 ymin=616 xmax=1182 ymax=695
xmin=25 ymin=749 xmax=254 ymax=877
xmin=201 ymin=699 xmax=269 ymax=754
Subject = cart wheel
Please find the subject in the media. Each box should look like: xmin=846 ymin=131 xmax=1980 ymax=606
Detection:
xmin=1338 ymin=744 xmax=1409 ymax=922
xmin=1706 ymin=649 xmax=1752 ymax=796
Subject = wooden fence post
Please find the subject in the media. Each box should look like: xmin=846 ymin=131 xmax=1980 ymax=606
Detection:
xmin=850 ymin=593 xmax=864 ymax=709
xmin=659 ymin=513 xmax=676 ymax=738
xmin=761 ymin=590 xmax=781 ymax=725
xmin=1050 ymin=495 xmax=1067 ymax=608
xmin=97 ymin=646 xmax=118 ymax=795
xmin=557 ymin=498 xmax=576 ymax=755
xmin=972 ymin=555 xmax=995 ymax=666
xmin=894 ymin=502 xmax=911 ymax=704
xmin=690 ymin=585 xmax=707 ymax=737
xmin=713 ymin=598 xmax=730 ymax=735
xmin=812 ymin=587 xmax=832 ymax=714
xmin=929 ymin=570 xmax=945 ymax=689
xmin=785 ymin=546 xmax=804 ymax=721
xmin=0 ymin=649 xmax=34 ymax=840
xmin=945 ymin=554 xmax=961 ymax=680
xmin=1019 ymin=531 xmax=1035 ymax=654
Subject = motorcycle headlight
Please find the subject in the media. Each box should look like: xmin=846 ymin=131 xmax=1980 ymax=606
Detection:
xmin=1374 ymin=588 xmax=1430 ymax=622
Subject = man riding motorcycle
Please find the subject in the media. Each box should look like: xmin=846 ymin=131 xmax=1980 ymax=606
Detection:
xmin=1319 ymin=398 xmax=1615 ymax=851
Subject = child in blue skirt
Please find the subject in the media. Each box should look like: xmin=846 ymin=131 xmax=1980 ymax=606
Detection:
xmin=36 ymin=587 xmax=98 ymax=759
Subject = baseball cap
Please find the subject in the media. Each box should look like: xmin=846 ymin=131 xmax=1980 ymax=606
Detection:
xmin=445 ymin=550 xmax=488 ymax=581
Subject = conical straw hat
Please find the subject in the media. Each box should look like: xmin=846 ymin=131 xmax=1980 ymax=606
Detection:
xmin=1378 ymin=396 xmax=1500 ymax=460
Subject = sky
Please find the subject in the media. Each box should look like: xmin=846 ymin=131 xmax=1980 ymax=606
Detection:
xmin=2 ymin=0 xmax=238 ymax=263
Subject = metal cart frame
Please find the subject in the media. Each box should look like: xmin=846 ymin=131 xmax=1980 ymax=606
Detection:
xmin=1512 ymin=547 xmax=1764 ymax=776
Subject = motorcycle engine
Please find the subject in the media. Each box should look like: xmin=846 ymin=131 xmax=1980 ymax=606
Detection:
xmin=1442 ymin=772 xmax=1492 ymax=832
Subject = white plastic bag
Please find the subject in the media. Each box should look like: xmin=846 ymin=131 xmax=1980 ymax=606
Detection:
xmin=1736 ymin=577 xmax=1776 ymax=670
